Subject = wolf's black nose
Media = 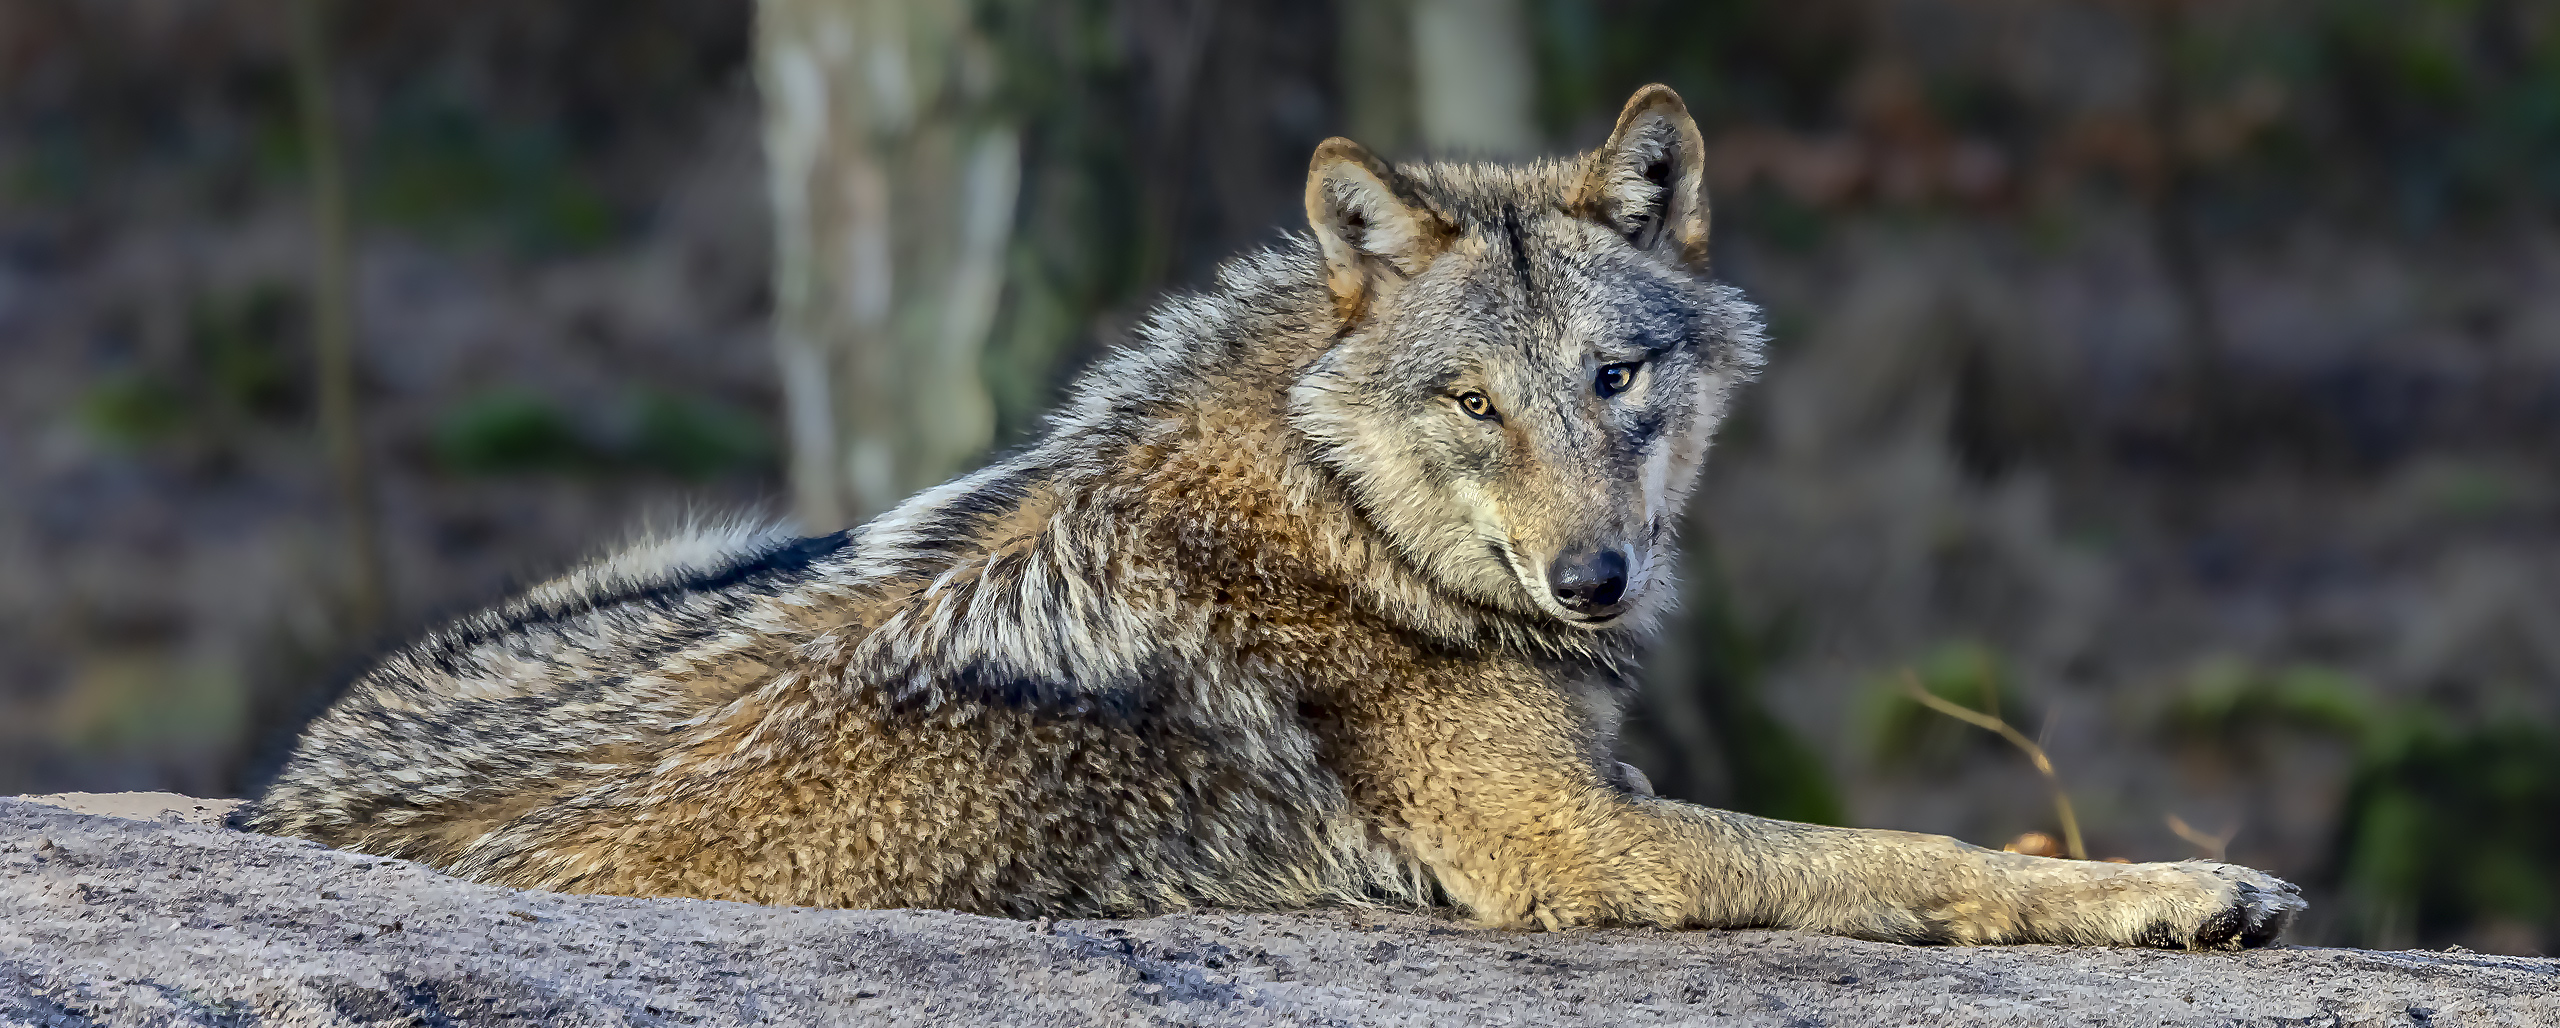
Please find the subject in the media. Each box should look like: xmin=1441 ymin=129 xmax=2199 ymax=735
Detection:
xmin=1548 ymin=549 xmax=1629 ymax=615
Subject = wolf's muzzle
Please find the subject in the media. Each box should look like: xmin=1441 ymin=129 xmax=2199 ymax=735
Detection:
xmin=1547 ymin=548 xmax=1629 ymax=617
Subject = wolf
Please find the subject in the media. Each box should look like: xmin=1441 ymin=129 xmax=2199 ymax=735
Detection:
xmin=242 ymin=85 xmax=2302 ymax=948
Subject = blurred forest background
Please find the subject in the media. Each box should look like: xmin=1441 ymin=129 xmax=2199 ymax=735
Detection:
xmin=4 ymin=0 xmax=2557 ymax=954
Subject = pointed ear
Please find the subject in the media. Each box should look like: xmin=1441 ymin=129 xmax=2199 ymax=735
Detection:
xmin=1572 ymin=84 xmax=1710 ymax=269
xmin=1305 ymin=138 xmax=1452 ymax=321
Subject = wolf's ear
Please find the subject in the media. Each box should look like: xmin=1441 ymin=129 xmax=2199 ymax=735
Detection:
xmin=1573 ymin=84 xmax=1710 ymax=269
xmin=1306 ymin=138 xmax=1451 ymax=320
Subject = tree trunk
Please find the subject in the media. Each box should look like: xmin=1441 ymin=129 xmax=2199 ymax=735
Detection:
xmin=758 ymin=0 xmax=1020 ymax=531
xmin=1408 ymin=0 xmax=1537 ymax=156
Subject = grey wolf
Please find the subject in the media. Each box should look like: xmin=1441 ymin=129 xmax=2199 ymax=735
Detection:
xmin=242 ymin=85 xmax=2302 ymax=948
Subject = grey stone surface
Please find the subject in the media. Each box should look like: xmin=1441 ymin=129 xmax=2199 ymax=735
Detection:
xmin=2 ymin=795 xmax=2552 ymax=1026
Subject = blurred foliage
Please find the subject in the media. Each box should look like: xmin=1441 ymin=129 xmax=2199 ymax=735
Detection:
xmin=2165 ymin=658 xmax=2375 ymax=743
xmin=969 ymin=0 xmax=1156 ymax=445
xmin=1634 ymin=544 xmax=1845 ymax=827
xmin=78 ymin=374 xmax=192 ymax=448
xmin=193 ymin=285 xmax=309 ymax=420
xmin=2164 ymin=658 xmax=2560 ymax=948
xmin=974 ymin=0 xmax=1203 ymax=445
xmin=2305 ymin=0 xmax=2560 ymax=224
xmin=359 ymin=91 xmax=620 ymax=254
xmin=0 ymin=0 xmax=742 ymax=234
xmin=52 ymin=656 xmax=249 ymax=753
xmin=77 ymin=283 xmax=310 ymax=452
xmin=1520 ymin=0 xmax=2560 ymax=230
xmin=433 ymin=388 xmax=773 ymax=480
xmin=2424 ymin=464 xmax=2525 ymax=520
xmin=432 ymin=390 xmax=595 ymax=474
xmin=1532 ymin=0 xmax=1857 ymax=134
xmin=2340 ymin=718 xmax=2560 ymax=947
xmin=969 ymin=1 xmax=1337 ymax=447
xmin=1697 ymin=635 xmax=1845 ymax=826
xmin=629 ymin=392 xmax=777 ymax=480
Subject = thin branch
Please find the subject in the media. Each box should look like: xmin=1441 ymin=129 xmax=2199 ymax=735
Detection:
xmin=2164 ymin=813 xmax=2235 ymax=861
xmin=1899 ymin=669 xmax=2087 ymax=860
xmin=291 ymin=0 xmax=385 ymax=637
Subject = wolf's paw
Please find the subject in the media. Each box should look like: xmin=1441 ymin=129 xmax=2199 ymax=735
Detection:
xmin=2126 ymin=862 xmax=2306 ymax=950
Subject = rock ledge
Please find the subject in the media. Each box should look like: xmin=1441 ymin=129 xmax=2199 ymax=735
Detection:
xmin=3 ymin=795 xmax=2553 ymax=1026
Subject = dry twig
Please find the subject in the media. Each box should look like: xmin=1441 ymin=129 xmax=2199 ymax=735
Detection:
xmin=1898 ymin=669 xmax=2087 ymax=860
xmin=2164 ymin=813 xmax=2236 ymax=860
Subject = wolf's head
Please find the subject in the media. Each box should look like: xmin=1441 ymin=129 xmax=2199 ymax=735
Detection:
xmin=1289 ymin=85 xmax=1763 ymax=633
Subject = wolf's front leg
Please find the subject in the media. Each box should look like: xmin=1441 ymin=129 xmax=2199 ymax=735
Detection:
xmin=1338 ymin=674 xmax=2303 ymax=948
xmin=1646 ymin=804 xmax=2304 ymax=948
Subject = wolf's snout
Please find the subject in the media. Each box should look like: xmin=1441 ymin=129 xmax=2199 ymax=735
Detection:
xmin=1547 ymin=548 xmax=1629 ymax=616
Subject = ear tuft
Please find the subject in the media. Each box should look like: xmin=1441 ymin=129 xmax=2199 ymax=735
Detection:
xmin=1306 ymin=138 xmax=1452 ymax=321
xmin=1573 ymin=84 xmax=1710 ymax=269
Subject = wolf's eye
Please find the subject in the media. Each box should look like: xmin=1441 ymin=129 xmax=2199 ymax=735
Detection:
xmin=1457 ymin=392 xmax=1497 ymax=420
xmin=1596 ymin=362 xmax=1640 ymax=397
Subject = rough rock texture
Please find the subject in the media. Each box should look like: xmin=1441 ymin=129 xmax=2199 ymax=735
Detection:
xmin=2 ymin=796 xmax=2552 ymax=1027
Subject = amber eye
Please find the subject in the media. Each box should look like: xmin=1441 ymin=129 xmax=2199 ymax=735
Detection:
xmin=1457 ymin=392 xmax=1497 ymax=420
xmin=1596 ymin=362 xmax=1640 ymax=398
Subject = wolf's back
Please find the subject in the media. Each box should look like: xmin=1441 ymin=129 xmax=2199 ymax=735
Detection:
xmin=238 ymin=523 xmax=861 ymax=858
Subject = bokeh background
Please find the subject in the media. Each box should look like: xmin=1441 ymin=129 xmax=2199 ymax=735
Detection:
xmin=5 ymin=0 xmax=2556 ymax=954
